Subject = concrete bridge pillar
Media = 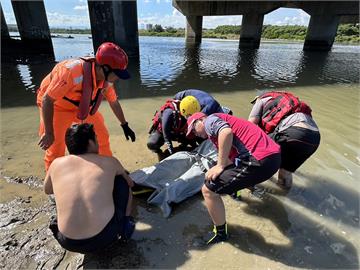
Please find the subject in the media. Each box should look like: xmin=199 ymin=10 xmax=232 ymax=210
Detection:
xmin=11 ymin=0 xmax=53 ymax=55
xmin=185 ymin=15 xmax=203 ymax=44
xmin=1 ymin=5 xmax=10 ymax=40
xmin=88 ymin=1 xmax=139 ymax=57
xmin=240 ymin=13 xmax=264 ymax=49
xmin=304 ymin=14 xmax=340 ymax=51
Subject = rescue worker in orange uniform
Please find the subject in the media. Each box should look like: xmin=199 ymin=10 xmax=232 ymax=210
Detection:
xmin=37 ymin=42 xmax=136 ymax=170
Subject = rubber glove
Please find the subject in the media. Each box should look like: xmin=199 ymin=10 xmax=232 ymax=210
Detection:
xmin=121 ymin=122 xmax=136 ymax=142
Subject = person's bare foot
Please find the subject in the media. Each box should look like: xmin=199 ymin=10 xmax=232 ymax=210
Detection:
xmin=277 ymin=169 xmax=293 ymax=189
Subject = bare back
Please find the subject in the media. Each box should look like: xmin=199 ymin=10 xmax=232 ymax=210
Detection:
xmin=47 ymin=154 xmax=123 ymax=239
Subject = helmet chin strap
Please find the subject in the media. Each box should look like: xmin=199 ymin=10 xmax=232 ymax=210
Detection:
xmin=101 ymin=65 xmax=112 ymax=81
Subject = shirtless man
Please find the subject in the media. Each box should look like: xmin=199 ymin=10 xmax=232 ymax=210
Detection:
xmin=44 ymin=123 xmax=135 ymax=253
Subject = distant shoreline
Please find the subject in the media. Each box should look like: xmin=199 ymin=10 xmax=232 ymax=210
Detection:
xmin=8 ymin=33 xmax=359 ymax=45
xmin=8 ymin=23 xmax=360 ymax=45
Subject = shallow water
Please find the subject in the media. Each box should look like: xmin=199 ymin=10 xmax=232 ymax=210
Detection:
xmin=0 ymin=36 xmax=359 ymax=268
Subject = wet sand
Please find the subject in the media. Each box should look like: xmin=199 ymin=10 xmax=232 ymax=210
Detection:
xmin=1 ymin=86 xmax=359 ymax=269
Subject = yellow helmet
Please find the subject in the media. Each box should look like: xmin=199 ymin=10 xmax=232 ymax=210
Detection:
xmin=180 ymin=96 xmax=201 ymax=117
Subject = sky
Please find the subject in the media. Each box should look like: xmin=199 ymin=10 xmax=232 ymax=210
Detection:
xmin=1 ymin=0 xmax=310 ymax=29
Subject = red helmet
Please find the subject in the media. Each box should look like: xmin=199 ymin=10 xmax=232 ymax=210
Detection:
xmin=96 ymin=42 xmax=130 ymax=80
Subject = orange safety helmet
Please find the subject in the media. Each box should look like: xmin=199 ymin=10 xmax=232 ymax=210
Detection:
xmin=95 ymin=42 xmax=130 ymax=80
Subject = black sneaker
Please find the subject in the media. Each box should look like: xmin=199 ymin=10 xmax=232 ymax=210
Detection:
xmin=230 ymin=190 xmax=242 ymax=201
xmin=206 ymin=233 xmax=229 ymax=245
xmin=206 ymin=226 xmax=229 ymax=245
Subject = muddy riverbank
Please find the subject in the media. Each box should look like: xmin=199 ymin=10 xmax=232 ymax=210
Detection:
xmin=1 ymin=86 xmax=359 ymax=269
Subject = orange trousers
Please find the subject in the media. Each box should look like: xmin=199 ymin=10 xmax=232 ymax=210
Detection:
xmin=39 ymin=108 xmax=112 ymax=171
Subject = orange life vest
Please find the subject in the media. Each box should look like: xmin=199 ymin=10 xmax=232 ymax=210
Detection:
xmin=62 ymin=58 xmax=105 ymax=120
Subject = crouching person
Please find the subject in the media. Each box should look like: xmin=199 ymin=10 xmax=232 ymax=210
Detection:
xmin=186 ymin=113 xmax=281 ymax=244
xmin=248 ymin=91 xmax=320 ymax=189
xmin=44 ymin=123 xmax=135 ymax=253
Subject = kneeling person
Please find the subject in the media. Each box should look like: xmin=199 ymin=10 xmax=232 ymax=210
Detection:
xmin=44 ymin=123 xmax=135 ymax=253
xmin=187 ymin=113 xmax=281 ymax=244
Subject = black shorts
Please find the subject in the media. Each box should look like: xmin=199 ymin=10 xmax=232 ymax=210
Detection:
xmin=49 ymin=175 xmax=129 ymax=253
xmin=205 ymin=153 xmax=281 ymax=195
xmin=271 ymin=126 xmax=320 ymax=172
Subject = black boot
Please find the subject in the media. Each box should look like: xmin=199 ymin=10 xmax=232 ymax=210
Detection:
xmin=206 ymin=223 xmax=229 ymax=245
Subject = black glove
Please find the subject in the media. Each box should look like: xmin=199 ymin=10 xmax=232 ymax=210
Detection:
xmin=121 ymin=122 xmax=136 ymax=142
xmin=165 ymin=141 xmax=174 ymax=155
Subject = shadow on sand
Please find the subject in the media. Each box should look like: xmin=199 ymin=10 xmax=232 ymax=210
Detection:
xmin=81 ymin=176 xmax=359 ymax=269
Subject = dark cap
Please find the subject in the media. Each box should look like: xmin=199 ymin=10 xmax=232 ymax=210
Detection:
xmin=113 ymin=69 xmax=130 ymax=80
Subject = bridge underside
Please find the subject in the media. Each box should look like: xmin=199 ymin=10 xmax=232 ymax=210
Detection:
xmin=1 ymin=1 xmax=54 ymax=59
xmin=174 ymin=0 xmax=359 ymax=51
xmin=1 ymin=0 xmax=139 ymax=60
xmin=1 ymin=0 xmax=358 ymax=60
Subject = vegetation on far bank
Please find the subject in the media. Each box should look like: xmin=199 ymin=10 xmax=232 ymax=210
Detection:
xmin=7 ymin=24 xmax=360 ymax=44
xmin=138 ymin=24 xmax=359 ymax=44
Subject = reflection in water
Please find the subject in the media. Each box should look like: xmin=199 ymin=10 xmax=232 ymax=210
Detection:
xmin=233 ymin=49 xmax=259 ymax=89
xmin=1 ymin=61 xmax=54 ymax=107
xmin=1 ymin=36 xmax=359 ymax=107
xmin=17 ymin=64 xmax=36 ymax=93
xmin=295 ymin=51 xmax=332 ymax=85
xmin=139 ymin=38 xmax=185 ymax=87
xmin=253 ymin=44 xmax=302 ymax=85
xmin=198 ymin=42 xmax=238 ymax=79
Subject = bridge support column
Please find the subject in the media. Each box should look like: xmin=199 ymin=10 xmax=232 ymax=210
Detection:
xmin=185 ymin=15 xmax=203 ymax=44
xmin=240 ymin=13 xmax=264 ymax=49
xmin=1 ymin=5 xmax=10 ymax=40
xmin=88 ymin=1 xmax=139 ymax=57
xmin=304 ymin=14 xmax=340 ymax=51
xmin=11 ymin=0 xmax=53 ymax=55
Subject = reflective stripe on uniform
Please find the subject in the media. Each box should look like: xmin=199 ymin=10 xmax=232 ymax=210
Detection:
xmin=73 ymin=75 xmax=83 ymax=85
xmin=65 ymin=59 xmax=82 ymax=69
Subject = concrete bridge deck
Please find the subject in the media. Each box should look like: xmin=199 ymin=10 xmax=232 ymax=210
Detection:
xmin=173 ymin=0 xmax=359 ymax=50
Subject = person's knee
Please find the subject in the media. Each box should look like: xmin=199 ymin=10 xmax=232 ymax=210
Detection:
xmin=202 ymin=184 xmax=217 ymax=198
xmin=147 ymin=136 xmax=163 ymax=152
xmin=147 ymin=140 xmax=160 ymax=151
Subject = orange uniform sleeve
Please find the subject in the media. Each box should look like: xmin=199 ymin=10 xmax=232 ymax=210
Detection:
xmin=103 ymin=84 xmax=118 ymax=103
xmin=45 ymin=65 xmax=76 ymax=100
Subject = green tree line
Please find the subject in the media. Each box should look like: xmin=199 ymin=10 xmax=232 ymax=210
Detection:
xmin=140 ymin=23 xmax=359 ymax=43
xmin=7 ymin=23 xmax=359 ymax=43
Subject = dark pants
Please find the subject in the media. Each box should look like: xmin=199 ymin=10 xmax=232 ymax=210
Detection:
xmin=271 ymin=126 xmax=320 ymax=172
xmin=147 ymin=130 xmax=201 ymax=153
xmin=49 ymin=175 xmax=129 ymax=253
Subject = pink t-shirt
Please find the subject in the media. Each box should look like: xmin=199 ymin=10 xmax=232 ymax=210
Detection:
xmin=204 ymin=113 xmax=280 ymax=161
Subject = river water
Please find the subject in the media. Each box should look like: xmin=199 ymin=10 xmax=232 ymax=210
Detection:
xmin=1 ymin=35 xmax=359 ymax=269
